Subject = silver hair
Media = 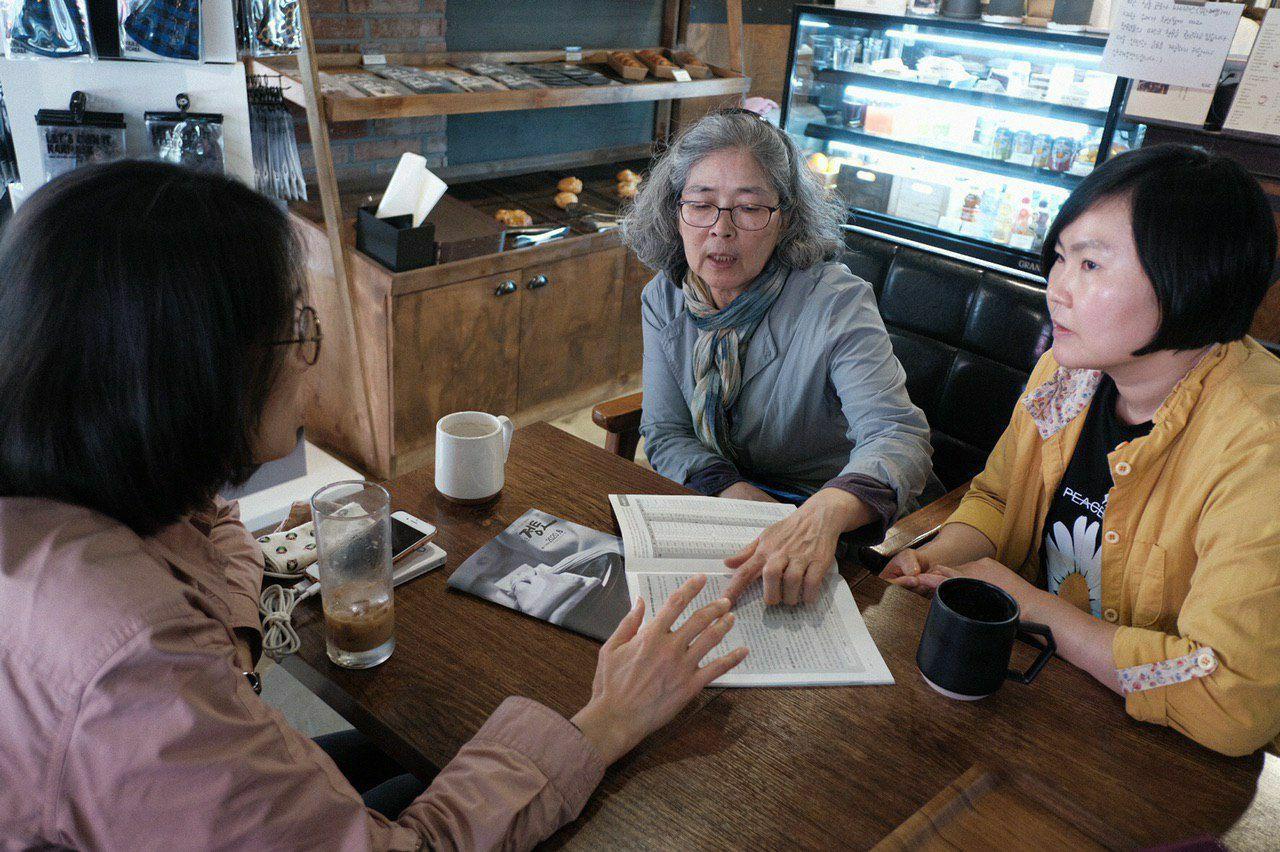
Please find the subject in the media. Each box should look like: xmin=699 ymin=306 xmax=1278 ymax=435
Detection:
xmin=621 ymin=111 xmax=846 ymax=274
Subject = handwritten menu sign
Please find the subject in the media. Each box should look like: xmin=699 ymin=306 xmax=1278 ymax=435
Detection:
xmin=1223 ymin=8 xmax=1280 ymax=139
xmin=1101 ymin=0 xmax=1243 ymax=90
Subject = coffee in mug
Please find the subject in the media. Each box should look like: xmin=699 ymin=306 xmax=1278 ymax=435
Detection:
xmin=435 ymin=411 xmax=514 ymax=504
xmin=916 ymin=577 xmax=1055 ymax=700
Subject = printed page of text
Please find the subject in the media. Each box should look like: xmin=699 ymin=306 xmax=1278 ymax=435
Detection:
xmin=627 ymin=571 xmax=894 ymax=687
xmin=610 ymin=494 xmax=794 ymax=563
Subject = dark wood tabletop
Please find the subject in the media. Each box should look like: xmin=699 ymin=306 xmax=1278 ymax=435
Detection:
xmin=283 ymin=422 xmax=1278 ymax=850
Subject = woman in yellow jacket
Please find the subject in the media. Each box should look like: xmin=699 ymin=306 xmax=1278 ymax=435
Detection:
xmin=883 ymin=144 xmax=1280 ymax=757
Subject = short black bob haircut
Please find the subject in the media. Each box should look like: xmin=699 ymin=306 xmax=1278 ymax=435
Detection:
xmin=1041 ymin=143 xmax=1277 ymax=356
xmin=0 ymin=160 xmax=303 ymax=536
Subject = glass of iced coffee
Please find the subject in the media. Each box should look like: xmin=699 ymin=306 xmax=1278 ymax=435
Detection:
xmin=310 ymin=480 xmax=395 ymax=669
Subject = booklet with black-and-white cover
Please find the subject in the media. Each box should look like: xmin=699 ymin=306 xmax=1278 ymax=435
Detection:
xmin=446 ymin=509 xmax=630 ymax=642
xmin=610 ymin=494 xmax=894 ymax=687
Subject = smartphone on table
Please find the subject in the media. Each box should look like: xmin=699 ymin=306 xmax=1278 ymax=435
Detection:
xmin=391 ymin=511 xmax=436 ymax=562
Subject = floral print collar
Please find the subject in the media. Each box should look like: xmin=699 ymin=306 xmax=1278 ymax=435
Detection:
xmin=1022 ymin=345 xmax=1225 ymax=441
xmin=1022 ymin=367 xmax=1103 ymax=440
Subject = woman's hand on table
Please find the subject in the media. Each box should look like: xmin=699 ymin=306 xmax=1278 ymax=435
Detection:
xmin=723 ymin=488 xmax=871 ymax=607
xmin=880 ymin=547 xmax=940 ymax=585
xmin=571 ymin=575 xmax=747 ymax=765
xmin=885 ymin=555 xmax=1039 ymax=610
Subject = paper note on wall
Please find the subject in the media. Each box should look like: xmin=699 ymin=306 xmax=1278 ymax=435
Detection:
xmin=1101 ymin=0 xmax=1243 ymax=90
xmin=1223 ymin=8 xmax=1280 ymax=139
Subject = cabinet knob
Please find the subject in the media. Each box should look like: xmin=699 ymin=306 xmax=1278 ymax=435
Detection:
xmin=526 ymin=274 xmax=549 ymax=290
xmin=495 ymin=280 xmax=517 ymax=296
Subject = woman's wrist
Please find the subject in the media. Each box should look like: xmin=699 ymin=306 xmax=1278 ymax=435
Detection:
xmin=807 ymin=488 xmax=875 ymax=534
xmin=916 ymin=523 xmax=996 ymax=567
xmin=570 ymin=701 xmax=629 ymax=765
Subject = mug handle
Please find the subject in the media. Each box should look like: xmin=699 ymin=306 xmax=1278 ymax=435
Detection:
xmin=1007 ymin=621 xmax=1056 ymax=685
xmin=498 ymin=416 xmax=514 ymax=461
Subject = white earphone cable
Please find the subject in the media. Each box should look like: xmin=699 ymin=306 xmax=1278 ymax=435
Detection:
xmin=259 ymin=581 xmax=320 ymax=660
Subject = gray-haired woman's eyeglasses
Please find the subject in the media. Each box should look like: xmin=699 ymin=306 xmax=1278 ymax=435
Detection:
xmin=678 ymin=200 xmax=780 ymax=231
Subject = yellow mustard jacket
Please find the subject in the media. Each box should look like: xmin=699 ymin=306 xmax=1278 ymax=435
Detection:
xmin=945 ymin=338 xmax=1280 ymax=756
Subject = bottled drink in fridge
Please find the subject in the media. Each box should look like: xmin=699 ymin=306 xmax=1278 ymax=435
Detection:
xmin=991 ymin=193 xmax=1015 ymax=244
xmin=960 ymin=184 xmax=982 ymax=223
xmin=1032 ymin=199 xmax=1052 ymax=252
xmin=1009 ymin=196 xmax=1036 ymax=250
xmin=979 ymin=183 xmax=1004 ymax=239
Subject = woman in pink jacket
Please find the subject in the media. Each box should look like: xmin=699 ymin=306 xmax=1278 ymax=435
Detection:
xmin=0 ymin=160 xmax=746 ymax=850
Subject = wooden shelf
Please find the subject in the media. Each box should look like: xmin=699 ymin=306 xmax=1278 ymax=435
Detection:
xmin=252 ymin=49 xmax=750 ymax=123
xmin=284 ymin=0 xmax=748 ymax=477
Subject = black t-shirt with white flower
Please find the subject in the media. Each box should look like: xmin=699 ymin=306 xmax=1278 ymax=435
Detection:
xmin=1039 ymin=375 xmax=1153 ymax=618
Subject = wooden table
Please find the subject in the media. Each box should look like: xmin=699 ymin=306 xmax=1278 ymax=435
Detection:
xmin=282 ymin=423 xmax=1279 ymax=850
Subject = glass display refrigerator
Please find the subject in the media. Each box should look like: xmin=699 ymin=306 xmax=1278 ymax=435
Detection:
xmin=781 ymin=5 xmax=1146 ymax=278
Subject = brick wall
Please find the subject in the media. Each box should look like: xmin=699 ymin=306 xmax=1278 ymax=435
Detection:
xmin=295 ymin=0 xmax=448 ymax=189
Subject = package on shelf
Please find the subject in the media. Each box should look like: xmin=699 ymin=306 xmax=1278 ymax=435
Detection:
xmin=145 ymin=101 xmax=225 ymax=173
xmin=370 ymin=65 xmax=464 ymax=95
xmin=240 ymin=0 xmax=299 ymax=56
xmin=430 ymin=66 xmax=509 ymax=92
xmin=247 ymin=75 xmax=306 ymax=201
xmin=463 ymin=61 xmax=546 ymax=90
xmin=118 ymin=0 xmax=202 ymax=63
xmin=319 ymin=71 xmax=412 ymax=98
xmin=527 ymin=62 xmax=617 ymax=87
xmin=34 ymin=100 xmax=126 ymax=182
xmin=0 ymin=84 xmax=18 ymax=184
xmin=512 ymin=62 xmax=615 ymax=88
xmin=3 ymin=0 xmax=94 ymax=60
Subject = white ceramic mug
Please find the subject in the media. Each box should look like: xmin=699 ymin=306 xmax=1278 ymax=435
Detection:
xmin=435 ymin=411 xmax=514 ymax=504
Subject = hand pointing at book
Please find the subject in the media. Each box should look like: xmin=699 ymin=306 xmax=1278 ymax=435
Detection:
xmin=723 ymin=488 xmax=877 ymax=606
xmin=571 ymin=575 xmax=748 ymax=765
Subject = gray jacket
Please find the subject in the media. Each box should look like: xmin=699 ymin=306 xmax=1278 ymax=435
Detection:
xmin=639 ymin=261 xmax=933 ymax=522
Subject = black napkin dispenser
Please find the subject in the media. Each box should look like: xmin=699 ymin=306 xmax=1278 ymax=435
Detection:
xmin=356 ymin=205 xmax=438 ymax=272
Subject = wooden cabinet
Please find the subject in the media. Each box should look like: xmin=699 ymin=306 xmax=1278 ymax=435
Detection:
xmin=517 ymin=249 xmax=624 ymax=411
xmin=298 ymin=211 xmax=644 ymax=478
xmin=392 ymin=271 xmax=523 ymax=453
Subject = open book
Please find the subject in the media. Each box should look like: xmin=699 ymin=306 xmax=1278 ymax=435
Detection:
xmin=610 ymin=494 xmax=893 ymax=688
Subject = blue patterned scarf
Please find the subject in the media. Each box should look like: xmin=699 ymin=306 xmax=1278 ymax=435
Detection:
xmin=683 ymin=262 xmax=787 ymax=461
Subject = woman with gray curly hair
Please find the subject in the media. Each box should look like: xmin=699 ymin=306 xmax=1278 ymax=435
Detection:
xmin=623 ymin=109 xmax=935 ymax=608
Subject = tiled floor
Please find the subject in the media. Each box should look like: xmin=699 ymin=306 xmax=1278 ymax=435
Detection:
xmin=547 ymin=402 xmax=649 ymax=468
xmin=259 ymin=400 xmax=648 ymax=739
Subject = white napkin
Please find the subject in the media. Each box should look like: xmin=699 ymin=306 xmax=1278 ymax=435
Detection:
xmin=375 ymin=152 xmax=448 ymax=227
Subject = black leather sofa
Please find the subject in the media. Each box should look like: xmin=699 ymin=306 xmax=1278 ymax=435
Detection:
xmin=842 ymin=230 xmax=1053 ymax=491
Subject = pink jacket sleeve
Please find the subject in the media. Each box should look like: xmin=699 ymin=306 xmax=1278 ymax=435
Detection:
xmin=205 ymin=497 xmax=266 ymax=620
xmin=193 ymin=497 xmax=269 ymax=670
xmin=54 ymin=610 xmax=607 ymax=851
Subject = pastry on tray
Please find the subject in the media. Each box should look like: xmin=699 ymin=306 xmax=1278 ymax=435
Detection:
xmin=553 ymin=191 xmax=579 ymax=209
xmin=636 ymin=49 xmax=676 ymax=70
xmin=609 ymin=51 xmax=645 ymax=69
xmin=616 ymin=169 xmax=642 ymax=184
xmin=616 ymin=182 xmax=639 ymax=200
xmin=557 ymin=176 xmax=583 ymax=194
xmin=494 ymin=209 xmax=533 ymax=227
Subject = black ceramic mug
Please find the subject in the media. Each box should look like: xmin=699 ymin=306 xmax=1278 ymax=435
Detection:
xmin=917 ymin=577 xmax=1055 ymax=700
